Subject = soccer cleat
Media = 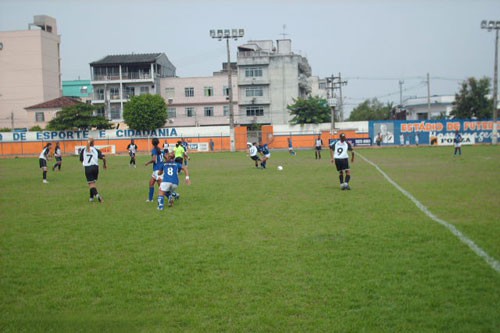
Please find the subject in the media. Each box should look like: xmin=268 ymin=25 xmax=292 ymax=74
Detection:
xmin=89 ymin=198 xmax=94 ymax=202
xmin=345 ymin=184 xmax=351 ymax=190
xmin=157 ymin=206 xmax=164 ymax=211
xmin=43 ymin=179 xmax=48 ymax=183
xmin=173 ymin=192 xmax=180 ymax=200
xmin=96 ymin=194 xmax=103 ymax=203
xmin=146 ymin=199 xmax=153 ymax=202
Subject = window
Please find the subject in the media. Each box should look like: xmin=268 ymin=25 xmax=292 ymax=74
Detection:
xmin=165 ymin=87 xmax=175 ymax=99
xmin=204 ymin=107 xmax=214 ymax=117
xmin=124 ymin=86 xmax=135 ymax=99
xmin=80 ymin=86 xmax=88 ymax=94
xmin=223 ymin=86 xmax=230 ymax=97
xmin=246 ymin=106 xmax=264 ymax=117
xmin=204 ymin=86 xmax=214 ymax=97
xmin=223 ymin=105 xmax=229 ymax=117
xmin=96 ymin=106 xmax=105 ymax=117
xmin=186 ymin=107 xmax=195 ymax=117
xmin=140 ymin=86 xmax=150 ymax=95
xmin=35 ymin=112 xmax=45 ymax=122
xmin=110 ymin=87 xmax=120 ymax=100
xmin=110 ymin=105 xmax=121 ymax=119
xmin=246 ymin=87 xmax=263 ymax=97
xmin=96 ymin=88 xmax=104 ymax=100
xmin=168 ymin=107 xmax=176 ymax=118
xmin=245 ymin=67 xmax=263 ymax=77
xmin=185 ymin=87 xmax=194 ymax=97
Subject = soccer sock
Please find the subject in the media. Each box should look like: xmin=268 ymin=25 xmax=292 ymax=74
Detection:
xmin=43 ymin=171 xmax=47 ymax=180
xmin=149 ymin=187 xmax=155 ymax=201
xmin=346 ymin=175 xmax=351 ymax=184
xmin=90 ymin=188 xmax=97 ymax=198
xmin=158 ymin=195 xmax=164 ymax=209
xmin=339 ymin=174 xmax=344 ymax=184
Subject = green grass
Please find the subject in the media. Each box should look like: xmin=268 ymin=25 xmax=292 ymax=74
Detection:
xmin=1 ymin=145 xmax=499 ymax=332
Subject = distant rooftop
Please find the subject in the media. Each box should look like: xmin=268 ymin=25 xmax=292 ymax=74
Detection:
xmin=25 ymin=96 xmax=82 ymax=110
xmin=90 ymin=53 xmax=163 ymax=65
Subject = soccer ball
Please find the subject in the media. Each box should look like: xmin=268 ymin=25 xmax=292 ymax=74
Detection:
xmin=277 ymin=165 xmax=283 ymax=171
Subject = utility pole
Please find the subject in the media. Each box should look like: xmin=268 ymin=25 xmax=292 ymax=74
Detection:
xmin=427 ymin=73 xmax=431 ymax=119
xmin=337 ymin=72 xmax=346 ymax=121
xmin=11 ymin=112 xmax=14 ymax=129
xmin=326 ymin=74 xmax=347 ymax=133
xmin=399 ymin=80 xmax=404 ymax=106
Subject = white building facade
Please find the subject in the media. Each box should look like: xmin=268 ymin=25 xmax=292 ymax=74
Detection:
xmin=237 ymin=39 xmax=313 ymax=125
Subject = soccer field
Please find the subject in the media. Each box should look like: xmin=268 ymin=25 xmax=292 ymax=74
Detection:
xmin=1 ymin=145 xmax=499 ymax=332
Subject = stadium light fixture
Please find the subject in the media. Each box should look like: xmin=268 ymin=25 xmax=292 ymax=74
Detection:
xmin=209 ymin=28 xmax=245 ymax=152
xmin=481 ymin=20 xmax=499 ymax=144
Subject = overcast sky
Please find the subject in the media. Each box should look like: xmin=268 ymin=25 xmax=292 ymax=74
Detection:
xmin=1 ymin=0 xmax=499 ymax=117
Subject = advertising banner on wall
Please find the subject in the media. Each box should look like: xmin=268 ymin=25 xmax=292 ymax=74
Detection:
xmin=0 ymin=126 xmax=230 ymax=143
xmin=370 ymin=120 xmax=499 ymax=146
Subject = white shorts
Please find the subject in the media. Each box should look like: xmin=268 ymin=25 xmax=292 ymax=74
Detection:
xmin=160 ymin=182 xmax=178 ymax=193
xmin=151 ymin=170 xmax=163 ymax=181
xmin=263 ymin=153 xmax=271 ymax=158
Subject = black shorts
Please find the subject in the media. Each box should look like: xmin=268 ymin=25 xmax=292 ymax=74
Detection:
xmin=334 ymin=158 xmax=349 ymax=172
xmin=315 ymin=146 xmax=322 ymax=151
xmin=55 ymin=156 xmax=62 ymax=162
xmin=39 ymin=158 xmax=47 ymax=168
xmin=250 ymin=155 xmax=260 ymax=161
xmin=84 ymin=165 xmax=99 ymax=183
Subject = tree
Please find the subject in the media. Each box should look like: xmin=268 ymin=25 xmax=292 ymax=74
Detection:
xmin=451 ymin=77 xmax=492 ymax=119
xmin=123 ymin=94 xmax=168 ymax=130
xmin=287 ymin=96 xmax=331 ymax=125
xmin=46 ymin=104 xmax=112 ymax=130
xmin=348 ymin=98 xmax=393 ymax=121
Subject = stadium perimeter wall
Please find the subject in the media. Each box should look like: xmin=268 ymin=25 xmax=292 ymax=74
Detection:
xmin=0 ymin=119 xmax=496 ymax=157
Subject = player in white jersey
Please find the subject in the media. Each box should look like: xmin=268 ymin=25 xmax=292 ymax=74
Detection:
xmin=314 ymin=134 xmax=323 ymax=159
xmin=39 ymin=142 xmax=52 ymax=183
xmin=126 ymin=139 xmax=138 ymax=167
xmin=329 ymin=133 xmax=355 ymax=190
xmin=52 ymin=142 xmax=62 ymax=171
xmin=80 ymin=138 xmax=107 ymax=202
xmin=247 ymin=142 xmax=260 ymax=168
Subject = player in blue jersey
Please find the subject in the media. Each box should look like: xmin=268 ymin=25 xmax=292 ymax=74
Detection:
xmin=181 ymin=137 xmax=190 ymax=166
xmin=144 ymin=138 xmax=164 ymax=202
xmin=258 ymin=142 xmax=271 ymax=169
xmin=157 ymin=152 xmax=191 ymax=210
xmin=287 ymin=137 xmax=296 ymax=155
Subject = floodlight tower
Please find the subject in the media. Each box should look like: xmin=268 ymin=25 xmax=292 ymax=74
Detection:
xmin=481 ymin=20 xmax=500 ymax=144
xmin=210 ymin=28 xmax=244 ymax=152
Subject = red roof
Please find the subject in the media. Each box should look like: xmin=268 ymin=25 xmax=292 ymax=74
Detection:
xmin=25 ymin=96 xmax=82 ymax=110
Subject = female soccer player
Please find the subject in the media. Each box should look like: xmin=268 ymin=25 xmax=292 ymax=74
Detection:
xmin=39 ymin=142 xmax=52 ymax=183
xmin=79 ymin=138 xmax=107 ymax=202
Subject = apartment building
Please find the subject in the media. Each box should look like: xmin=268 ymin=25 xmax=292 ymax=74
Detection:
xmin=90 ymin=53 xmax=176 ymax=122
xmin=160 ymin=64 xmax=237 ymax=127
xmin=237 ymin=39 xmax=313 ymax=125
xmin=0 ymin=15 xmax=61 ymax=129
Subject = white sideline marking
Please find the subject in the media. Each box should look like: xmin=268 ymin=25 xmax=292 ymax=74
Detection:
xmin=358 ymin=152 xmax=500 ymax=273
